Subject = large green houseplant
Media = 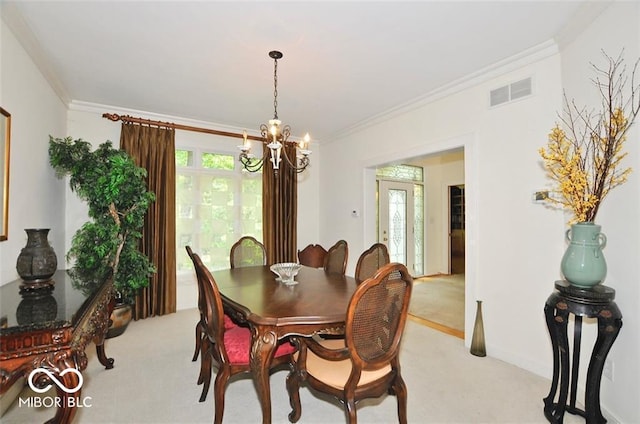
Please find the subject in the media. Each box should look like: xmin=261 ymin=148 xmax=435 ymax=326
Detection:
xmin=48 ymin=136 xmax=156 ymax=304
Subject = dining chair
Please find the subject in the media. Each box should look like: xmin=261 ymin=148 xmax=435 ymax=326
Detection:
xmin=323 ymin=240 xmax=348 ymax=275
xmin=188 ymin=248 xmax=297 ymax=423
xmin=230 ymin=236 xmax=266 ymax=268
xmin=297 ymin=243 xmax=328 ymax=268
xmin=354 ymin=242 xmax=390 ymax=283
xmin=186 ymin=246 xmax=238 ymax=402
xmin=286 ymin=262 xmax=413 ymax=424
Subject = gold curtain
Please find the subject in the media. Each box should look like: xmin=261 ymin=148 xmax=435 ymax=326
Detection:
xmin=120 ymin=123 xmax=177 ymax=319
xmin=262 ymin=143 xmax=298 ymax=265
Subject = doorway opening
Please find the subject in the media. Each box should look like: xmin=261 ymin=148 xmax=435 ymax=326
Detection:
xmin=374 ymin=149 xmax=465 ymax=338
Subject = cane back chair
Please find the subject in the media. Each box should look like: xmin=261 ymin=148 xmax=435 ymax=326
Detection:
xmin=354 ymin=243 xmax=390 ymax=283
xmin=323 ymin=240 xmax=348 ymax=275
xmin=286 ymin=262 xmax=413 ymax=424
xmin=230 ymin=236 xmax=266 ymax=268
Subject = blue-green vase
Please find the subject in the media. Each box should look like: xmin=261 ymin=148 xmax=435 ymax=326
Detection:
xmin=560 ymin=222 xmax=607 ymax=288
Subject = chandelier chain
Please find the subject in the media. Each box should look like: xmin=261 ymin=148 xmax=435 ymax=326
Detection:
xmin=273 ymin=57 xmax=279 ymax=120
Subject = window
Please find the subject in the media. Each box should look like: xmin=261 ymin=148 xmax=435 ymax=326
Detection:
xmin=176 ymin=148 xmax=262 ymax=276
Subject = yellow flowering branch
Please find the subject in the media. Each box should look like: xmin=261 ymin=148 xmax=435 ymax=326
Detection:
xmin=539 ymin=51 xmax=640 ymax=223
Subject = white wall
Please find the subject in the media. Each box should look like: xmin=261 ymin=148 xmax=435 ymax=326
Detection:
xmin=321 ymin=41 xmax=568 ymax=393
xmin=557 ymin=2 xmax=640 ymax=422
xmin=0 ymin=18 xmax=67 ymax=285
xmin=320 ymin=3 xmax=639 ymax=422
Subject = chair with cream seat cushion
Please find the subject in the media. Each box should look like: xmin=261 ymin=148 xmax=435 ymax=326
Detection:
xmin=286 ymin=262 xmax=413 ymax=424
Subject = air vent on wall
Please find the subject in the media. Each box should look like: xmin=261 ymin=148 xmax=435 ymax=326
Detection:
xmin=490 ymin=77 xmax=532 ymax=107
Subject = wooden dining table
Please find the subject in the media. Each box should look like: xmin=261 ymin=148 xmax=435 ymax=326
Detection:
xmin=212 ymin=264 xmax=358 ymax=424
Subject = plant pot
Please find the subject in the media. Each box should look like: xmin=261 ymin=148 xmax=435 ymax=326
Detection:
xmin=560 ymin=222 xmax=607 ymax=288
xmin=106 ymin=302 xmax=133 ymax=339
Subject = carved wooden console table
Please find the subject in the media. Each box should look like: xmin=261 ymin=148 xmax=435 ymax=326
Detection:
xmin=0 ymin=270 xmax=115 ymax=423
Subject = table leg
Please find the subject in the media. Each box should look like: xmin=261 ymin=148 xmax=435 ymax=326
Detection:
xmin=584 ymin=309 xmax=622 ymax=424
xmin=543 ymin=303 xmax=560 ymax=415
xmin=543 ymin=300 xmax=570 ymax=423
xmin=250 ymin=327 xmax=278 ymax=424
xmin=568 ymin=316 xmax=582 ymax=412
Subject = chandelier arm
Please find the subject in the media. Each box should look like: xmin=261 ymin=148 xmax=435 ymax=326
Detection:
xmin=280 ymin=144 xmax=310 ymax=173
xmin=239 ymin=148 xmax=269 ymax=172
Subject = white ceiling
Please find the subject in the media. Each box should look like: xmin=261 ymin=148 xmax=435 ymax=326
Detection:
xmin=3 ymin=1 xmax=602 ymax=142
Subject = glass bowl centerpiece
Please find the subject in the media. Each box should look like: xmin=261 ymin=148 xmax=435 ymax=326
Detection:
xmin=270 ymin=262 xmax=301 ymax=285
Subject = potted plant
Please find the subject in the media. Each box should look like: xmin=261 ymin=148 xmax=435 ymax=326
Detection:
xmin=538 ymin=51 xmax=640 ymax=287
xmin=49 ymin=136 xmax=156 ymax=336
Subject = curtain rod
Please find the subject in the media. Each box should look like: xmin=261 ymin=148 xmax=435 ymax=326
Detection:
xmin=102 ymin=113 xmax=265 ymax=141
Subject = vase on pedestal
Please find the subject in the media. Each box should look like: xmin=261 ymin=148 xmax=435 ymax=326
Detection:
xmin=560 ymin=222 xmax=607 ymax=288
xmin=16 ymin=229 xmax=58 ymax=285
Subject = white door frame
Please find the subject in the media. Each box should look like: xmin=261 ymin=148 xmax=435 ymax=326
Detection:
xmin=361 ymin=132 xmax=478 ymax=346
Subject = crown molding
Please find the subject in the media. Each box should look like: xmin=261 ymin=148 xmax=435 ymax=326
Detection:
xmin=328 ymin=39 xmax=560 ymax=144
xmin=69 ymin=100 xmax=252 ymax=136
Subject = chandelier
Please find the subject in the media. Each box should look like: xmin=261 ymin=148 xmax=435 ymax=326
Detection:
xmin=238 ymin=50 xmax=311 ymax=174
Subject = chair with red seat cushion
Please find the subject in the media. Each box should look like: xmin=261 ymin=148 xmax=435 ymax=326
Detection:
xmin=189 ymin=248 xmax=296 ymax=424
xmin=186 ymin=246 xmax=239 ymax=402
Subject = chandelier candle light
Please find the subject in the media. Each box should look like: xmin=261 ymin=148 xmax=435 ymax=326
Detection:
xmin=238 ymin=50 xmax=311 ymax=174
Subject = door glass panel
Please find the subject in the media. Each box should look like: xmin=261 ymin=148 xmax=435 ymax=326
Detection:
xmin=388 ymin=189 xmax=407 ymax=264
xmin=414 ymin=184 xmax=424 ymax=275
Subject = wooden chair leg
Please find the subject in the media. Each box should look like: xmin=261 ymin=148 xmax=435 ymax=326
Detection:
xmin=197 ymin=333 xmax=207 ymax=385
xmin=394 ymin=376 xmax=408 ymax=424
xmin=344 ymin=398 xmax=357 ymax=424
xmin=192 ymin=321 xmax=201 ymax=362
xmin=213 ymin=368 xmax=231 ymax=424
xmin=286 ymin=366 xmax=302 ymax=423
xmin=198 ymin=342 xmax=212 ymax=402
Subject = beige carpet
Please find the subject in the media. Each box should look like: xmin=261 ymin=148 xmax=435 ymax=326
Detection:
xmin=2 ymin=307 xmax=588 ymax=424
xmin=409 ymin=274 xmax=465 ymax=334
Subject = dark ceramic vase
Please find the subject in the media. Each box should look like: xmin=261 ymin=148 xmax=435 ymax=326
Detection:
xmin=16 ymin=228 xmax=58 ymax=282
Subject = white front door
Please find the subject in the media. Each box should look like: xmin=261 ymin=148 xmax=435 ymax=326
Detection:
xmin=378 ymin=180 xmax=415 ymax=274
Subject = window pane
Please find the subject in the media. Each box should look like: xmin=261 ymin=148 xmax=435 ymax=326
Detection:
xmin=176 ymin=149 xmax=263 ymax=280
xmin=202 ymin=153 xmax=235 ymax=170
xmin=176 ymin=150 xmax=193 ymax=167
xmin=376 ymin=164 xmax=423 ymax=182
